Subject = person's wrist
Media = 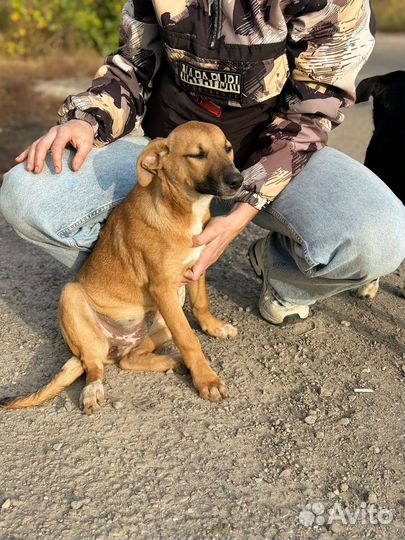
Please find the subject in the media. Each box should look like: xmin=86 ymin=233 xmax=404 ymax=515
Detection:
xmin=69 ymin=118 xmax=94 ymax=132
xmin=227 ymin=202 xmax=258 ymax=231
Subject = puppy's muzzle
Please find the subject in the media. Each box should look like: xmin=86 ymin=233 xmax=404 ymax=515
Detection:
xmin=217 ymin=167 xmax=244 ymax=199
xmin=223 ymin=170 xmax=244 ymax=191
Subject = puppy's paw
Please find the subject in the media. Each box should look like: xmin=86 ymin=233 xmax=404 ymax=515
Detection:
xmin=79 ymin=381 xmax=106 ymax=414
xmin=203 ymin=319 xmax=237 ymax=339
xmin=195 ymin=372 xmax=228 ymax=402
xmin=356 ymin=278 xmax=379 ymax=299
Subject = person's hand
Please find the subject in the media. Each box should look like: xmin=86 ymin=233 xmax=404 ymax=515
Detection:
xmin=15 ymin=119 xmax=94 ymax=174
xmin=183 ymin=203 xmax=259 ymax=283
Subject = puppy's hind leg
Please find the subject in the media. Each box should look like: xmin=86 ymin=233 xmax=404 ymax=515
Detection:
xmin=59 ymin=283 xmax=109 ymax=414
xmin=119 ymin=312 xmax=180 ymax=372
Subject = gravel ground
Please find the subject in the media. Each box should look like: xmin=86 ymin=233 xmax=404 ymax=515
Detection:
xmin=0 ymin=34 xmax=404 ymax=540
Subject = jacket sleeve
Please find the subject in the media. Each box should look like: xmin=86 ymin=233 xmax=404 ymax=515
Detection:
xmin=58 ymin=1 xmax=162 ymax=147
xmin=236 ymin=0 xmax=375 ymax=210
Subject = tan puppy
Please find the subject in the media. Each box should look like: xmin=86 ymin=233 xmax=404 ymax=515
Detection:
xmin=0 ymin=121 xmax=243 ymax=413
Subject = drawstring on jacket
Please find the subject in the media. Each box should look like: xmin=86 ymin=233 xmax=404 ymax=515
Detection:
xmin=202 ymin=0 xmax=214 ymax=16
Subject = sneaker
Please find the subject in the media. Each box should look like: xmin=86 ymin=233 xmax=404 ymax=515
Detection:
xmin=248 ymin=238 xmax=310 ymax=325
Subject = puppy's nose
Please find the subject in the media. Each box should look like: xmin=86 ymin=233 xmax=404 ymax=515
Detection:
xmin=224 ymin=170 xmax=243 ymax=190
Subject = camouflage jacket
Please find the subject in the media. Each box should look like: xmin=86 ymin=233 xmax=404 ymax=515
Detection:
xmin=58 ymin=1 xmax=375 ymax=209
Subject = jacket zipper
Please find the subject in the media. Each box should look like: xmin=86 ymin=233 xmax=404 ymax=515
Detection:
xmin=209 ymin=0 xmax=221 ymax=49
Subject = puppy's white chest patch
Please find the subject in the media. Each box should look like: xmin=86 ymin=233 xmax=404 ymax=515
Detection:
xmin=183 ymin=245 xmax=205 ymax=267
xmin=191 ymin=196 xmax=211 ymax=234
xmin=183 ymin=196 xmax=212 ymax=267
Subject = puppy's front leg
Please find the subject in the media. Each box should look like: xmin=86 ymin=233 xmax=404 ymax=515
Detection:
xmin=150 ymin=283 xmax=227 ymax=402
xmin=187 ymin=273 xmax=237 ymax=338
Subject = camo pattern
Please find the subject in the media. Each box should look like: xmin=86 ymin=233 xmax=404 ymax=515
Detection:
xmin=58 ymin=1 xmax=375 ymax=209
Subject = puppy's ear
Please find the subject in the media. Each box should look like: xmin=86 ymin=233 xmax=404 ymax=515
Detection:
xmin=137 ymin=138 xmax=169 ymax=187
xmin=356 ymin=76 xmax=380 ymax=103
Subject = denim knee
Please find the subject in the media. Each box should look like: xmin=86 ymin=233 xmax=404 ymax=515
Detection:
xmin=313 ymin=209 xmax=405 ymax=282
xmin=0 ymin=164 xmax=35 ymax=240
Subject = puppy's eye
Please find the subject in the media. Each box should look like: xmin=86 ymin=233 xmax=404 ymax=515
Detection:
xmin=225 ymin=145 xmax=232 ymax=154
xmin=185 ymin=152 xmax=208 ymax=159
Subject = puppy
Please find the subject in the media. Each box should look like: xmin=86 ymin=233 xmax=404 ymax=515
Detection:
xmin=0 ymin=122 xmax=243 ymax=413
xmin=355 ymin=71 xmax=405 ymax=299
xmin=356 ymin=70 xmax=405 ymax=203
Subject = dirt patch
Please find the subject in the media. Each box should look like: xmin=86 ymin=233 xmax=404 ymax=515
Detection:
xmin=0 ymin=216 xmax=404 ymax=540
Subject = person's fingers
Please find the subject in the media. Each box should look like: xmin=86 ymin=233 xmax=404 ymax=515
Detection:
xmin=183 ymin=269 xmax=195 ymax=281
xmin=51 ymin=131 xmax=70 ymax=173
xmin=192 ymin=221 xmax=221 ymax=246
xmin=26 ymin=143 xmax=38 ymax=172
xmin=33 ymin=132 xmax=56 ymax=173
xmin=15 ymin=147 xmax=29 ymax=163
xmin=189 ymin=257 xmax=207 ymax=281
xmin=71 ymin=139 xmax=92 ymax=171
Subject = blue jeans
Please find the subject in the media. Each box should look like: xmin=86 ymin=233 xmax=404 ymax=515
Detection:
xmin=1 ymin=135 xmax=404 ymax=305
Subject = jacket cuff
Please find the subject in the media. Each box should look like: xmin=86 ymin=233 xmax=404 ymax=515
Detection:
xmin=57 ymin=106 xmax=99 ymax=139
xmin=234 ymin=188 xmax=272 ymax=210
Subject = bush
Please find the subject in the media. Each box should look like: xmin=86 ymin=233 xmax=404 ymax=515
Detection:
xmin=0 ymin=0 xmax=122 ymax=56
xmin=0 ymin=0 xmax=403 ymax=58
xmin=372 ymin=0 xmax=405 ymax=32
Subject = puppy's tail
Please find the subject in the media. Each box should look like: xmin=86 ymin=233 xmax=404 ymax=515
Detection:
xmin=0 ymin=356 xmax=84 ymax=409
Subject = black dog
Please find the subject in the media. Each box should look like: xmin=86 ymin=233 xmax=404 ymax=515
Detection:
xmin=356 ymin=70 xmax=405 ymax=203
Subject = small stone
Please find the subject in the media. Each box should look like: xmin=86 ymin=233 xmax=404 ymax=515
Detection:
xmin=1 ymin=499 xmax=11 ymax=510
xmin=64 ymin=400 xmax=73 ymax=411
xmin=53 ymin=443 xmax=63 ymax=451
xmin=70 ymin=500 xmax=84 ymax=510
xmin=374 ymin=447 xmax=381 ymax=454
xmin=238 ymin=307 xmax=244 ymax=312
xmin=367 ymin=491 xmax=378 ymax=504
xmin=330 ymin=522 xmax=344 ymax=534
xmin=303 ymin=488 xmax=314 ymax=497
xmin=112 ymin=399 xmax=124 ymax=410
xmin=320 ymin=384 xmax=333 ymax=397
xmin=165 ymin=369 xmax=174 ymax=375
xmin=279 ymin=467 xmax=293 ymax=479
xmin=245 ymin=306 xmax=252 ymax=313
xmin=318 ymin=533 xmax=332 ymax=540
xmin=338 ymin=417 xmax=351 ymax=427
xmin=304 ymin=415 xmax=317 ymax=425
xmin=340 ymin=483 xmax=349 ymax=492
xmin=327 ymin=491 xmax=336 ymax=499
xmin=340 ymin=320 xmax=351 ymax=327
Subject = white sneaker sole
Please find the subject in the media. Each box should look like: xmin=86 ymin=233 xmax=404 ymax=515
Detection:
xmin=259 ymin=290 xmax=309 ymax=325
